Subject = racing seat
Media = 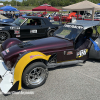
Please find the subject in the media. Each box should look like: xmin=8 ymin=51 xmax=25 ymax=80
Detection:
xmin=75 ymin=28 xmax=93 ymax=50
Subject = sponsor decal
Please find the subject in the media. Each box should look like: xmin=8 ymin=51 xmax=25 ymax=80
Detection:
xmin=10 ymin=27 xmax=20 ymax=30
xmin=2 ymin=51 xmax=7 ymax=55
xmin=16 ymin=35 xmax=20 ymax=37
xmin=67 ymin=51 xmax=73 ymax=55
xmin=0 ymin=91 xmax=34 ymax=95
xmin=64 ymin=24 xmax=84 ymax=29
xmin=76 ymin=49 xmax=88 ymax=58
xmin=14 ymin=30 xmax=20 ymax=34
xmin=30 ymin=30 xmax=37 ymax=33
xmin=30 ymin=54 xmax=43 ymax=59
xmin=5 ymin=49 xmax=9 ymax=53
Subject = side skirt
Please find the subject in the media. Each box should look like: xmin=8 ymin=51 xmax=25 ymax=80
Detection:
xmin=47 ymin=60 xmax=84 ymax=68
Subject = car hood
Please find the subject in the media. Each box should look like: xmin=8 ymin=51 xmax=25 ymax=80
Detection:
xmin=0 ymin=22 xmax=16 ymax=26
xmin=0 ymin=19 xmax=15 ymax=23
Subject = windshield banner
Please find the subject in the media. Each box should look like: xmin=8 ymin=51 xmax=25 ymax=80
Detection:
xmin=64 ymin=24 xmax=84 ymax=29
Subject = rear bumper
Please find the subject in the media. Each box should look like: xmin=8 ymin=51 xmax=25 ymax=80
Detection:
xmin=0 ymin=60 xmax=13 ymax=94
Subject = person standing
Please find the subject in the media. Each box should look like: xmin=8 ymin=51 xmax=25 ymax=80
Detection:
xmin=48 ymin=15 xmax=51 ymax=21
xmin=5 ymin=11 xmax=8 ymax=17
xmin=8 ymin=11 xmax=12 ymax=18
xmin=12 ymin=11 xmax=16 ymax=19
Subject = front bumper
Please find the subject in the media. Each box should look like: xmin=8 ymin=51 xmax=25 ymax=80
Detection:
xmin=0 ymin=60 xmax=13 ymax=94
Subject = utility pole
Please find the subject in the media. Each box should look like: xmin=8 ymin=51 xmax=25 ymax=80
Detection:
xmin=16 ymin=0 xmax=17 ymax=7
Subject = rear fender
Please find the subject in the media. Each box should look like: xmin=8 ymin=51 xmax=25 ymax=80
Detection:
xmin=13 ymin=51 xmax=51 ymax=90
xmin=89 ymin=38 xmax=100 ymax=59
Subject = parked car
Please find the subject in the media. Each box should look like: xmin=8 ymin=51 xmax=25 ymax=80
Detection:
xmin=0 ymin=19 xmax=100 ymax=94
xmin=94 ymin=14 xmax=100 ymax=19
xmin=54 ymin=12 xmax=82 ymax=22
xmin=44 ymin=13 xmax=50 ymax=18
xmin=0 ymin=16 xmax=62 ymax=43
xmin=0 ymin=14 xmax=14 ymax=23
xmin=15 ymin=13 xmax=23 ymax=18
xmin=84 ymin=12 xmax=92 ymax=18
xmin=62 ymin=12 xmax=82 ymax=22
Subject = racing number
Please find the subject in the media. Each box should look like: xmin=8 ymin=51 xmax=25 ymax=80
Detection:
xmin=76 ymin=49 xmax=88 ymax=58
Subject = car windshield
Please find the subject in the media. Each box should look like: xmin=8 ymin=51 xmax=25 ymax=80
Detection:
xmin=54 ymin=24 xmax=84 ymax=40
xmin=13 ymin=17 xmax=25 ymax=25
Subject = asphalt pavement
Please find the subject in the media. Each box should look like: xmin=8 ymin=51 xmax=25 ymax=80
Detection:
xmin=0 ymin=44 xmax=100 ymax=100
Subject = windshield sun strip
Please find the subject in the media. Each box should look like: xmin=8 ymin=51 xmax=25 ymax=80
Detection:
xmin=20 ymin=18 xmax=28 ymax=26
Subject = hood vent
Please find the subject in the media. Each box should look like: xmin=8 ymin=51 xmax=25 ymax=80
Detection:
xmin=18 ymin=42 xmax=33 ymax=48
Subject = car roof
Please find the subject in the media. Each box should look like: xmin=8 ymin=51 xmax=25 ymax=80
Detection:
xmin=69 ymin=18 xmax=100 ymax=29
xmin=22 ymin=16 xmax=45 ymax=19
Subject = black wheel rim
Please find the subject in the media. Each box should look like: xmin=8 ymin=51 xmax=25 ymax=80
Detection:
xmin=49 ymin=31 xmax=54 ymax=37
xmin=0 ymin=32 xmax=8 ymax=41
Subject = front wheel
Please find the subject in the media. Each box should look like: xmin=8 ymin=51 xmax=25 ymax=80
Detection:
xmin=22 ymin=62 xmax=48 ymax=88
xmin=0 ymin=31 xmax=10 ymax=43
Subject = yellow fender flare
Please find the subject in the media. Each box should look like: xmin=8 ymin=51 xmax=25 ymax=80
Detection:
xmin=13 ymin=51 xmax=51 ymax=90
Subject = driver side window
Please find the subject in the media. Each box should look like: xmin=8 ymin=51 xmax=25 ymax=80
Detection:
xmin=22 ymin=18 xmax=42 ymax=26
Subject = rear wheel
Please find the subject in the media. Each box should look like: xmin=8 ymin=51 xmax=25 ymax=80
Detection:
xmin=22 ymin=62 xmax=48 ymax=88
xmin=0 ymin=31 xmax=10 ymax=43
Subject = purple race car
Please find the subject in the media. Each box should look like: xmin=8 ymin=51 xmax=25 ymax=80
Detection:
xmin=0 ymin=19 xmax=100 ymax=94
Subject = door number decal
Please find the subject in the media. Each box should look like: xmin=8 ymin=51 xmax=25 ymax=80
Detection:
xmin=76 ymin=49 xmax=88 ymax=58
xmin=30 ymin=30 xmax=37 ymax=33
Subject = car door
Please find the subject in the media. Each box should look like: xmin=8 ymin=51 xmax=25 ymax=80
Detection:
xmin=20 ymin=18 xmax=48 ymax=38
xmin=62 ymin=40 xmax=89 ymax=62
xmin=62 ymin=40 xmax=76 ymax=61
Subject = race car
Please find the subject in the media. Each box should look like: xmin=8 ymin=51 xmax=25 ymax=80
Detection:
xmin=0 ymin=18 xmax=100 ymax=94
xmin=0 ymin=16 xmax=61 ymax=43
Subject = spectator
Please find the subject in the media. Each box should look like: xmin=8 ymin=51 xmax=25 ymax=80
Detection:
xmin=48 ymin=15 xmax=51 ymax=21
xmin=5 ymin=11 xmax=8 ymax=17
xmin=8 ymin=11 xmax=12 ymax=18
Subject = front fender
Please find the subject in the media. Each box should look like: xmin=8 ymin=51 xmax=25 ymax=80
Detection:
xmin=1 ymin=38 xmax=22 ymax=50
xmin=13 ymin=51 xmax=51 ymax=90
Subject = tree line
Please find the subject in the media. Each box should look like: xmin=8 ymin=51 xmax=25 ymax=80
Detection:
xmin=0 ymin=0 xmax=100 ymax=6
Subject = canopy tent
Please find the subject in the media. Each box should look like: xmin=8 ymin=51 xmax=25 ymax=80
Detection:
xmin=0 ymin=6 xmax=19 ymax=11
xmin=97 ymin=3 xmax=100 ymax=5
xmin=62 ymin=0 xmax=100 ymax=20
xmin=32 ymin=4 xmax=59 ymax=12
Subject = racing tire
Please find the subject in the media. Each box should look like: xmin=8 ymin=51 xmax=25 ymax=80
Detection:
xmin=47 ymin=29 xmax=55 ymax=37
xmin=22 ymin=62 xmax=48 ymax=89
xmin=0 ymin=31 xmax=10 ymax=43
